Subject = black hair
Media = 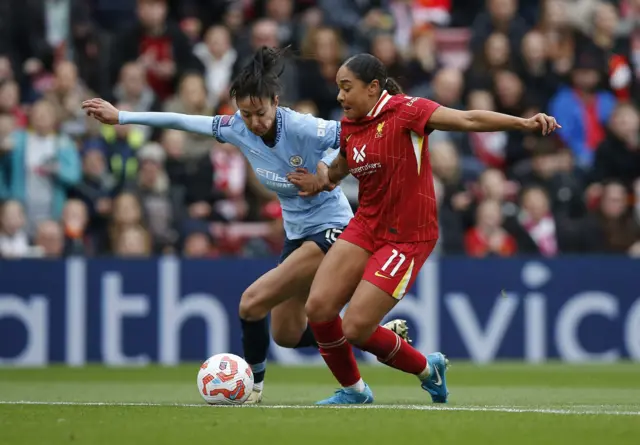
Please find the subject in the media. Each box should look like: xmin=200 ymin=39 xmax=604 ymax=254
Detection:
xmin=229 ymin=46 xmax=288 ymax=102
xmin=343 ymin=53 xmax=403 ymax=95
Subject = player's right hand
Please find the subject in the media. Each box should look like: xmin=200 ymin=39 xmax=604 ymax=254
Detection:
xmin=287 ymin=168 xmax=332 ymax=197
xmin=81 ymin=98 xmax=120 ymax=125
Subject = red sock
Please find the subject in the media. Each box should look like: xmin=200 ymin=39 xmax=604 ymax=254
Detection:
xmin=361 ymin=326 xmax=427 ymax=375
xmin=309 ymin=317 xmax=361 ymax=387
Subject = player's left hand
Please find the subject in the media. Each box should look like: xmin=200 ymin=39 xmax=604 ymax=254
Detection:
xmin=287 ymin=168 xmax=332 ymax=197
xmin=82 ymin=98 xmax=120 ymax=125
xmin=525 ymin=113 xmax=561 ymax=136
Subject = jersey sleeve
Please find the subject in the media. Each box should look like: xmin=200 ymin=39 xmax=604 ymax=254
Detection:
xmin=211 ymin=114 xmax=237 ymax=143
xmin=320 ymin=148 xmax=340 ymax=166
xmin=294 ymin=112 xmax=341 ymax=154
xmin=398 ymin=97 xmax=441 ymax=137
xmin=119 ymin=111 xmax=216 ymax=136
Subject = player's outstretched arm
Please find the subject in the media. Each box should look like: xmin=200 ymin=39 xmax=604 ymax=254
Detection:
xmin=427 ymin=106 xmax=561 ymax=135
xmin=82 ymin=98 xmax=215 ymax=136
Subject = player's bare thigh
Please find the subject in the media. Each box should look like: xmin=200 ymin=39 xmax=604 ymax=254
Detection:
xmin=239 ymin=241 xmax=324 ymax=321
xmin=342 ymin=280 xmax=398 ymax=345
xmin=305 ymin=239 xmax=371 ymax=322
xmin=270 ymin=294 xmax=308 ymax=348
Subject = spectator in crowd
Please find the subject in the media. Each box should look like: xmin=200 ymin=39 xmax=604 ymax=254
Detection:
xmin=403 ymin=26 xmax=441 ymax=94
xmin=516 ymin=137 xmax=586 ymax=220
xmin=462 ymin=90 xmax=509 ymax=171
xmin=298 ymin=26 xmax=345 ymax=119
xmin=163 ymin=73 xmax=215 ymax=158
xmin=193 ymin=25 xmax=238 ymax=111
xmin=467 ymin=31 xmax=513 ymax=91
xmin=61 ymin=198 xmax=91 ymax=255
xmin=0 ymin=113 xmax=15 ymax=200
xmin=516 ymin=30 xmax=561 ymax=110
xmin=112 ymin=62 xmax=162 ymax=141
xmin=465 ymin=198 xmax=518 ymax=257
xmin=5 ymin=100 xmax=81 ymax=235
xmin=538 ymin=0 xmax=577 ymax=78
xmin=12 ymin=0 xmax=98 ymax=90
xmin=319 ymin=0 xmax=394 ymax=53
xmin=0 ymin=56 xmax=13 ymax=84
xmin=474 ymin=168 xmax=519 ymax=223
xmin=210 ymin=141 xmax=251 ymax=223
xmin=95 ymin=102 xmax=145 ymax=190
xmin=0 ymin=80 xmax=28 ymax=128
xmin=243 ymin=200 xmax=285 ymax=257
xmin=45 ymin=61 xmax=95 ymax=139
xmin=183 ymin=228 xmax=217 ymax=258
xmin=69 ymin=144 xmax=117 ymax=247
xmin=470 ymin=0 xmax=528 ymax=53
xmin=113 ymin=224 xmax=153 ymax=257
xmin=370 ymin=33 xmax=407 ymax=89
xmin=110 ymin=0 xmax=202 ymax=101
xmin=590 ymin=102 xmax=640 ymax=188
xmin=34 ymin=220 xmax=64 ymax=258
xmin=578 ymin=180 xmax=640 ymax=253
xmin=107 ymin=192 xmax=147 ymax=254
xmin=430 ymin=140 xmax=473 ymax=218
xmin=549 ymin=50 xmax=617 ymax=168
xmin=506 ymin=186 xmax=572 ymax=255
xmin=426 ymin=68 xmax=465 ymax=147
xmin=433 ymin=176 xmax=465 ymax=254
xmin=134 ymin=142 xmax=178 ymax=252
xmin=0 ymin=200 xmax=30 ymax=258
xmin=264 ymin=0 xmax=300 ymax=49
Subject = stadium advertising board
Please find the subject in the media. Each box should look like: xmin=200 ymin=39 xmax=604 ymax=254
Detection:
xmin=1 ymin=257 xmax=638 ymax=366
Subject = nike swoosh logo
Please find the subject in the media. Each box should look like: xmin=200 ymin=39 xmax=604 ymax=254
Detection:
xmin=346 ymin=134 xmax=352 ymax=142
xmin=432 ymin=366 xmax=442 ymax=386
xmin=374 ymin=271 xmax=391 ymax=279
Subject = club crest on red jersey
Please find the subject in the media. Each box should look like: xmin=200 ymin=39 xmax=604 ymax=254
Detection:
xmin=375 ymin=121 xmax=385 ymax=139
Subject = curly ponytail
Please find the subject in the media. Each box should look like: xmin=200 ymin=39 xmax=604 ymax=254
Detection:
xmin=230 ymin=46 xmax=289 ymax=102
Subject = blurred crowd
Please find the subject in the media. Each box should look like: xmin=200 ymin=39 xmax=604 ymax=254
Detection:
xmin=0 ymin=0 xmax=639 ymax=259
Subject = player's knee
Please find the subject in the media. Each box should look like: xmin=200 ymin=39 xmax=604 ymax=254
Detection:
xmin=238 ymin=289 xmax=269 ymax=321
xmin=271 ymin=327 xmax=302 ymax=349
xmin=305 ymin=294 xmax=340 ymax=323
xmin=342 ymin=316 xmax=374 ymax=346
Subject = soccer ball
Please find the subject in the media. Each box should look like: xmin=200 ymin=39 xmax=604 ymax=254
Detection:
xmin=197 ymin=353 xmax=254 ymax=405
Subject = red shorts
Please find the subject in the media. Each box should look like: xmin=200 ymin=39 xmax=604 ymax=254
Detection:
xmin=340 ymin=218 xmax=436 ymax=300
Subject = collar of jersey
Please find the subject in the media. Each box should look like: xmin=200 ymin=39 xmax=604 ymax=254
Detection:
xmin=366 ymin=90 xmax=392 ymax=118
xmin=269 ymin=107 xmax=283 ymax=148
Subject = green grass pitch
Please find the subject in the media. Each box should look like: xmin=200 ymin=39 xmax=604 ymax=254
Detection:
xmin=1 ymin=363 xmax=639 ymax=445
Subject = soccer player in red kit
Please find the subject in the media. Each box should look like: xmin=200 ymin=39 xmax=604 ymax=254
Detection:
xmin=288 ymin=54 xmax=560 ymax=405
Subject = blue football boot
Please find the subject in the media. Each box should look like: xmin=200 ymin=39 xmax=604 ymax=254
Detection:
xmin=316 ymin=383 xmax=374 ymax=405
xmin=420 ymin=352 xmax=450 ymax=403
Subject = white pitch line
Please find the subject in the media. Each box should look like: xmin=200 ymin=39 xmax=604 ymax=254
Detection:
xmin=1 ymin=401 xmax=639 ymax=416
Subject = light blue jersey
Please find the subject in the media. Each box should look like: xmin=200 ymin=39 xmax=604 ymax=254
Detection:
xmin=119 ymin=108 xmax=353 ymax=239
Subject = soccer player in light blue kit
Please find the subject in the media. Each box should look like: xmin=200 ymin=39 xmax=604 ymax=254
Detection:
xmin=83 ymin=47 xmax=408 ymax=404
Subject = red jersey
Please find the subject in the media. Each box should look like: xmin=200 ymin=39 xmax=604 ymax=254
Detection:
xmin=340 ymin=91 xmax=441 ymax=242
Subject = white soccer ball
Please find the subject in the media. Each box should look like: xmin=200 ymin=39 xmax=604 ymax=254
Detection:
xmin=197 ymin=353 xmax=254 ymax=405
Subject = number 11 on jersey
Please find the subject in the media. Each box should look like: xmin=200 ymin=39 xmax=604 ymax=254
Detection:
xmin=381 ymin=249 xmax=405 ymax=277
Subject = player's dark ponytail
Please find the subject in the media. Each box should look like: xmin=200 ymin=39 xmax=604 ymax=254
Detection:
xmin=344 ymin=53 xmax=404 ymax=96
xmin=229 ymin=46 xmax=289 ymax=102
xmin=384 ymin=77 xmax=403 ymax=95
